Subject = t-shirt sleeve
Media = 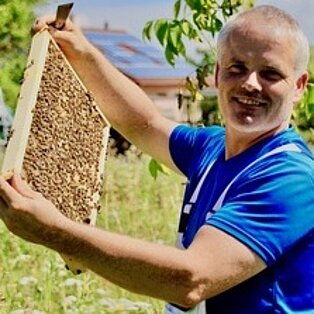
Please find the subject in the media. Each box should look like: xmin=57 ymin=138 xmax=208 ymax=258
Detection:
xmin=169 ymin=124 xmax=223 ymax=177
xmin=207 ymin=153 xmax=314 ymax=266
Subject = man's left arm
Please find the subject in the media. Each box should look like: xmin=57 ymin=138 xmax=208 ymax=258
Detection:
xmin=0 ymin=174 xmax=266 ymax=308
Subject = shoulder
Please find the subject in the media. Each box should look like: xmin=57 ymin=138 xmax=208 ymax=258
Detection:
xmin=230 ymin=147 xmax=314 ymax=209
xmin=242 ymin=148 xmax=314 ymax=184
xmin=238 ymin=127 xmax=314 ymax=185
xmin=170 ymin=124 xmax=224 ymax=144
xmin=170 ymin=125 xmax=225 ymax=177
xmin=208 ymin=133 xmax=314 ymax=265
xmin=170 ymin=124 xmax=226 ymax=160
xmin=209 ymin=149 xmax=314 ymax=264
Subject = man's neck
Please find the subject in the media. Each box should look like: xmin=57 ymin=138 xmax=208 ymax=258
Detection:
xmin=225 ymin=123 xmax=289 ymax=160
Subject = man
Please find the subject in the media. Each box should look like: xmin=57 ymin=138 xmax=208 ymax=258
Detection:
xmin=0 ymin=5 xmax=313 ymax=314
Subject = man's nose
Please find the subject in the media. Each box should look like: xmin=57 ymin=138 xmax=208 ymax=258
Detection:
xmin=241 ymin=71 xmax=262 ymax=92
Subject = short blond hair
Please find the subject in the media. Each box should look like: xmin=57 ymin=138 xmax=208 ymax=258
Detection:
xmin=217 ymin=5 xmax=309 ymax=74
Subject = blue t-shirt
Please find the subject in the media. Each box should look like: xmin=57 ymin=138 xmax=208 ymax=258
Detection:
xmin=169 ymin=125 xmax=314 ymax=314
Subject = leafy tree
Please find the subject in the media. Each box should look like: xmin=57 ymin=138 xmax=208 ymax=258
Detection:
xmin=0 ymin=0 xmax=45 ymax=109
xmin=143 ymin=0 xmax=254 ymax=176
xmin=143 ymin=0 xmax=314 ymax=144
xmin=143 ymin=0 xmax=254 ymax=127
xmin=293 ymin=48 xmax=314 ymax=145
xmin=143 ymin=0 xmax=253 ymax=65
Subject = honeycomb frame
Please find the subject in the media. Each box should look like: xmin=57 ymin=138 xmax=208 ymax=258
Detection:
xmin=1 ymin=29 xmax=110 ymax=273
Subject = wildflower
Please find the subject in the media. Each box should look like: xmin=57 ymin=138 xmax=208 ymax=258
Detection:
xmin=134 ymin=301 xmax=152 ymax=310
xmin=98 ymin=297 xmax=116 ymax=309
xmin=10 ymin=310 xmax=44 ymax=314
xmin=61 ymin=278 xmax=82 ymax=287
xmin=10 ymin=310 xmax=25 ymax=314
xmin=63 ymin=295 xmax=77 ymax=306
xmin=19 ymin=276 xmax=37 ymax=286
xmin=95 ymin=288 xmax=107 ymax=296
xmin=119 ymin=298 xmax=138 ymax=309
xmin=15 ymin=254 xmax=31 ymax=262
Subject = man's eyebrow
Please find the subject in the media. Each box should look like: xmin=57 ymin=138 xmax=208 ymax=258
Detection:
xmin=262 ymin=65 xmax=281 ymax=71
xmin=228 ymin=58 xmax=245 ymax=64
xmin=262 ymin=65 xmax=285 ymax=75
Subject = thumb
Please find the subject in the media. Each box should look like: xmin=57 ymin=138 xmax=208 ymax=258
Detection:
xmin=32 ymin=15 xmax=56 ymax=34
xmin=11 ymin=173 xmax=40 ymax=199
xmin=0 ymin=176 xmax=22 ymax=206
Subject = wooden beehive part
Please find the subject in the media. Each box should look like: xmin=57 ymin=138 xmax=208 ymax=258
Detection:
xmin=1 ymin=29 xmax=110 ymax=274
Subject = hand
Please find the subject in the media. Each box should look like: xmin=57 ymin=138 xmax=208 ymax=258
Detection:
xmin=0 ymin=173 xmax=66 ymax=246
xmin=32 ymin=15 xmax=94 ymax=62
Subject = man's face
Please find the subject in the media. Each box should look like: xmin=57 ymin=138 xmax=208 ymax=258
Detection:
xmin=216 ymin=22 xmax=308 ymax=136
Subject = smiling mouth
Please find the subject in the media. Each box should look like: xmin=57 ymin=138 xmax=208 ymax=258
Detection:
xmin=233 ymin=96 xmax=268 ymax=107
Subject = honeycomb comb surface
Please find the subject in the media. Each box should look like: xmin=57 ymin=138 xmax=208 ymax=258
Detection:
xmin=21 ymin=40 xmax=107 ymax=223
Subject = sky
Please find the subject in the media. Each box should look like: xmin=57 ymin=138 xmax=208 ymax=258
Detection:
xmin=37 ymin=0 xmax=314 ymax=44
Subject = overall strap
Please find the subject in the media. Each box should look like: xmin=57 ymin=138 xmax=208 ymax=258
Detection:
xmin=176 ymin=160 xmax=216 ymax=249
xmin=176 ymin=143 xmax=301 ymax=249
xmin=167 ymin=143 xmax=301 ymax=314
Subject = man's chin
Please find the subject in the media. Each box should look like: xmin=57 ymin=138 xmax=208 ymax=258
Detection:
xmin=228 ymin=119 xmax=268 ymax=134
xmin=229 ymin=119 xmax=288 ymax=138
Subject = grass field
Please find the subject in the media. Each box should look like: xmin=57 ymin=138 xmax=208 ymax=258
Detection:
xmin=0 ymin=149 xmax=185 ymax=314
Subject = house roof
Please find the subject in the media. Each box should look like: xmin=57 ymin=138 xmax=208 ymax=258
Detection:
xmin=83 ymin=29 xmax=194 ymax=86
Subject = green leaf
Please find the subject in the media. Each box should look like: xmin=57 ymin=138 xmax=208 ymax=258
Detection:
xmin=185 ymin=76 xmax=196 ymax=93
xmin=0 ymin=0 xmax=41 ymax=108
xmin=306 ymin=83 xmax=314 ymax=104
xmin=174 ymin=0 xmax=181 ymax=19
xmin=148 ymin=159 xmax=158 ymax=179
xmin=148 ymin=159 xmax=169 ymax=179
xmin=142 ymin=20 xmax=153 ymax=41
xmin=177 ymin=40 xmax=186 ymax=57
xmin=196 ymin=64 xmax=210 ymax=89
xmin=305 ymin=102 xmax=314 ymax=119
xmin=154 ymin=19 xmax=169 ymax=46
xmin=169 ymin=24 xmax=181 ymax=48
xmin=214 ymin=18 xmax=223 ymax=32
xmin=165 ymin=43 xmax=176 ymax=66
xmin=194 ymin=12 xmax=207 ymax=30
xmin=180 ymin=19 xmax=190 ymax=36
xmin=244 ymin=0 xmax=255 ymax=9
xmin=178 ymin=90 xmax=184 ymax=109
xmin=206 ymin=16 xmax=223 ymax=36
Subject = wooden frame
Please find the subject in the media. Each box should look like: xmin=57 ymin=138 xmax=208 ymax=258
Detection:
xmin=2 ymin=29 xmax=110 ymax=274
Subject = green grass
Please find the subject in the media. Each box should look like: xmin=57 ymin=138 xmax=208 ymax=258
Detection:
xmin=0 ymin=149 xmax=185 ymax=313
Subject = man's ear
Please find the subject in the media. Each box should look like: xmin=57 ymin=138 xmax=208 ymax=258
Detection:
xmin=293 ymin=71 xmax=309 ymax=103
xmin=214 ymin=63 xmax=220 ymax=88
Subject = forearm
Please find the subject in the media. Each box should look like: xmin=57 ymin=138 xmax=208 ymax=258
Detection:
xmin=70 ymin=46 xmax=167 ymax=146
xmin=31 ymin=18 xmax=180 ymax=170
xmin=0 ymin=174 xmax=268 ymax=308
xmin=66 ymin=43 xmax=178 ymax=169
xmin=51 ymin=218 xmax=201 ymax=307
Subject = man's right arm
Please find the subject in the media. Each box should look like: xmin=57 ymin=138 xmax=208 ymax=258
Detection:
xmin=33 ymin=17 xmax=180 ymax=173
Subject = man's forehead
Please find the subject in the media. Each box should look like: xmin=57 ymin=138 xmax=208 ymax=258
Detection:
xmin=217 ymin=7 xmax=308 ymax=73
xmin=228 ymin=20 xmax=292 ymax=44
xmin=219 ymin=30 xmax=296 ymax=72
xmin=220 ymin=22 xmax=296 ymax=60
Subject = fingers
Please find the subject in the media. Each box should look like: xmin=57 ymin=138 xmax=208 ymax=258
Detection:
xmin=0 ymin=176 xmax=21 ymax=206
xmin=11 ymin=173 xmax=41 ymax=199
xmin=32 ymin=15 xmax=56 ymax=34
xmin=0 ymin=197 xmax=8 ymax=219
xmin=32 ymin=15 xmax=75 ymax=35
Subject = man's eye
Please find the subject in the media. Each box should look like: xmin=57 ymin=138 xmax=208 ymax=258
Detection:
xmin=260 ymin=70 xmax=283 ymax=81
xmin=228 ymin=65 xmax=246 ymax=74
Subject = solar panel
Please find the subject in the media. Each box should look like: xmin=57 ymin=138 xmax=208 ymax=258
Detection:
xmin=121 ymin=67 xmax=194 ymax=79
xmin=84 ymin=30 xmax=194 ymax=80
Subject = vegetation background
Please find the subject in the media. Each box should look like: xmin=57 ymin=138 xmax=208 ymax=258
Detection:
xmin=0 ymin=0 xmax=313 ymax=313
xmin=0 ymin=149 xmax=184 ymax=313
